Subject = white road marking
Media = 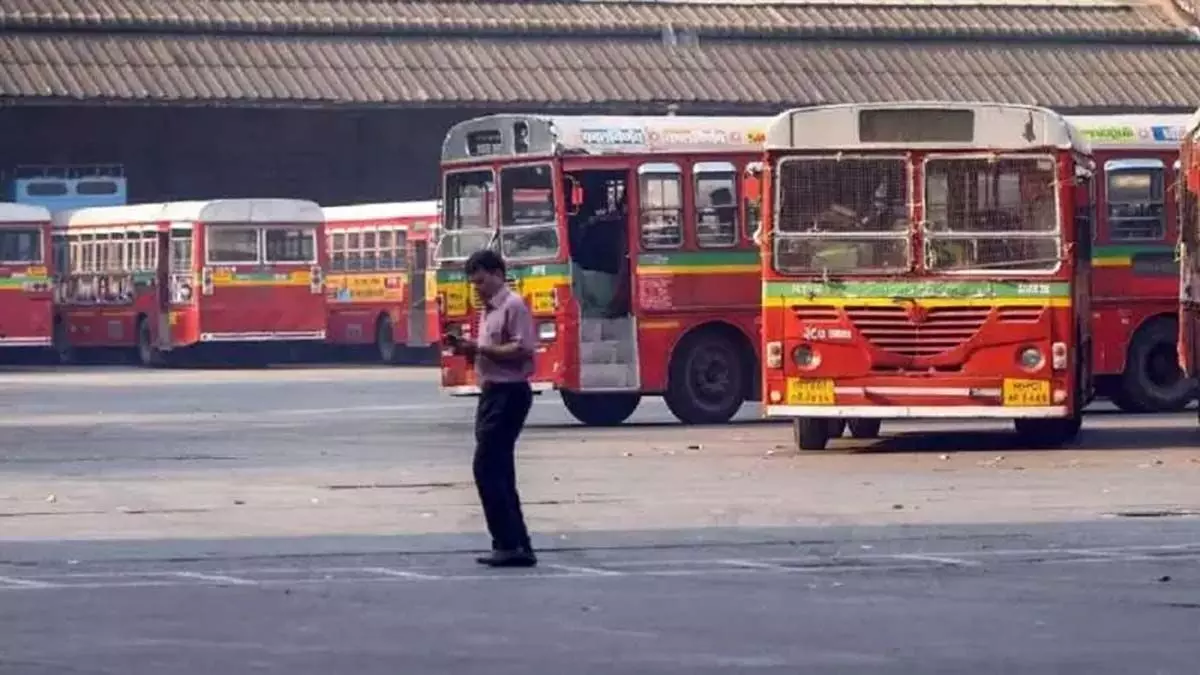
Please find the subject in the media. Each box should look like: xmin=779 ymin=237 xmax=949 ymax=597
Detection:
xmin=170 ymin=572 xmax=257 ymax=586
xmin=718 ymin=559 xmax=793 ymax=571
xmin=882 ymin=554 xmax=981 ymax=566
xmin=358 ymin=567 xmax=443 ymax=580
xmin=0 ymin=574 xmax=55 ymax=588
xmin=544 ymin=564 xmax=625 ymax=577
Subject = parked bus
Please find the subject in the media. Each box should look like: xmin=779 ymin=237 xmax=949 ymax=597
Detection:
xmin=323 ymin=201 xmax=440 ymax=363
xmin=52 ymin=199 xmax=326 ymax=366
xmin=0 ymin=203 xmax=54 ymax=351
xmin=1067 ymin=114 xmax=1194 ymax=412
xmin=758 ymin=102 xmax=1094 ymax=450
xmin=436 ymin=114 xmax=770 ymax=425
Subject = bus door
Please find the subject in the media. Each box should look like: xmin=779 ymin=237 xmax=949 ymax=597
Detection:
xmin=408 ymin=237 xmax=429 ymax=347
xmin=564 ymin=166 xmax=639 ymax=391
xmin=155 ymin=228 xmax=171 ymax=349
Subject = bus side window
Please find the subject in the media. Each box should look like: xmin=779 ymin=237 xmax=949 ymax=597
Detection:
xmin=378 ymin=230 xmax=394 ymax=270
xmin=1074 ymin=168 xmax=1095 ymax=261
xmin=693 ymin=161 xmax=738 ymax=248
xmin=1105 ymin=158 xmax=1165 ymax=242
xmin=330 ymin=232 xmax=346 ymax=271
xmin=638 ymin=162 xmax=683 ymax=250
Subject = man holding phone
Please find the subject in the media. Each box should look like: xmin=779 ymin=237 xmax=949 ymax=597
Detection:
xmin=444 ymin=249 xmax=538 ymax=568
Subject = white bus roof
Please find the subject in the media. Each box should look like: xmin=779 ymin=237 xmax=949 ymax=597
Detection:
xmin=1066 ymin=114 xmax=1191 ymax=150
xmin=442 ymin=114 xmax=771 ymax=162
xmin=0 ymin=202 xmax=52 ymax=224
xmin=322 ymin=201 xmax=441 ymax=223
xmin=765 ymin=102 xmax=1088 ymax=153
xmin=53 ymin=199 xmax=323 ymax=229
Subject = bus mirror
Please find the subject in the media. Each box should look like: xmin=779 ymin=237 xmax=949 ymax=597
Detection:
xmin=564 ymin=177 xmax=585 ymax=216
xmin=742 ymin=168 xmax=762 ymax=202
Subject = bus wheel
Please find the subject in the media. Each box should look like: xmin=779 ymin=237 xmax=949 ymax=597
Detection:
xmin=1119 ymin=319 xmax=1194 ymax=413
xmin=664 ymin=330 xmax=747 ymax=425
xmin=562 ymin=391 xmax=640 ymax=426
xmin=848 ymin=418 xmax=882 ymax=439
xmin=1013 ymin=415 xmax=1081 ymax=449
xmin=793 ymin=418 xmax=831 ymax=451
xmin=52 ymin=319 xmax=73 ymax=365
xmin=136 ymin=317 xmax=163 ymax=368
xmin=376 ymin=315 xmax=397 ymax=364
xmin=830 ymin=419 xmax=847 ymax=438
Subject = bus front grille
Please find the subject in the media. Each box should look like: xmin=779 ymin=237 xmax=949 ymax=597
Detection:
xmin=844 ymin=305 xmax=989 ymax=357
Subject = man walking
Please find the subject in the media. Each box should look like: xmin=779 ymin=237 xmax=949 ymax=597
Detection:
xmin=447 ymin=249 xmax=538 ymax=568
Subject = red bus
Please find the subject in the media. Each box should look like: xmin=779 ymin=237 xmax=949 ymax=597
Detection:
xmin=435 ymin=114 xmax=771 ymax=425
xmin=1068 ymin=114 xmax=1194 ymax=412
xmin=0 ymin=203 xmax=54 ymax=352
xmin=758 ymin=102 xmax=1094 ymax=450
xmin=52 ymin=199 xmax=326 ymax=366
xmin=323 ymin=201 xmax=440 ymax=363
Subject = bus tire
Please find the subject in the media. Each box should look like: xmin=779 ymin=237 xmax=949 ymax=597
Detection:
xmin=793 ymin=418 xmax=831 ymax=451
xmin=52 ymin=317 xmax=73 ymax=365
xmin=1118 ymin=318 xmax=1193 ymax=413
xmin=1014 ymin=415 xmax=1081 ymax=449
xmin=136 ymin=316 xmax=163 ymax=368
xmin=848 ymin=418 xmax=882 ymax=439
xmin=562 ymin=391 xmax=640 ymax=426
xmin=376 ymin=315 xmax=398 ymax=364
xmin=664 ymin=328 xmax=748 ymax=425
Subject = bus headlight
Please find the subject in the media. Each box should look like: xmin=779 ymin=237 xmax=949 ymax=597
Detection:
xmin=793 ymin=344 xmax=820 ymax=369
xmin=1018 ymin=346 xmax=1045 ymax=371
xmin=537 ymin=321 xmax=556 ymax=340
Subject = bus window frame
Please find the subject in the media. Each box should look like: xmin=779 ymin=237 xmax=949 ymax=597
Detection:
xmin=692 ymin=160 xmax=740 ymax=250
xmin=638 ymin=161 xmax=685 ymax=251
xmin=920 ymin=151 xmax=1064 ymax=277
xmin=1102 ymin=157 xmax=1168 ymax=244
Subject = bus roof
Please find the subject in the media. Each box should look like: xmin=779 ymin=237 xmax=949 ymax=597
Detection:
xmin=0 ymin=202 xmax=52 ymax=224
xmin=322 ymin=201 xmax=441 ymax=223
xmin=1066 ymin=114 xmax=1191 ymax=150
xmin=53 ymin=198 xmax=323 ymax=229
xmin=765 ymin=102 xmax=1088 ymax=153
xmin=442 ymin=114 xmax=772 ymax=162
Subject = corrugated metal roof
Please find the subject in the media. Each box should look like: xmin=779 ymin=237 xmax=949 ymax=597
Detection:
xmin=3 ymin=32 xmax=1199 ymax=110
xmin=0 ymin=0 xmax=1190 ymax=42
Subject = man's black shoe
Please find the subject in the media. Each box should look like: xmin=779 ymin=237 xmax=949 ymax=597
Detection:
xmin=476 ymin=549 xmax=538 ymax=568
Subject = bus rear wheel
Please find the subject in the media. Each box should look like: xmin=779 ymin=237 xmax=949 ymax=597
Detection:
xmin=52 ymin=318 xmax=73 ymax=365
xmin=664 ymin=330 xmax=747 ymax=425
xmin=848 ymin=418 xmax=882 ymax=439
xmin=376 ymin=315 xmax=398 ymax=364
xmin=562 ymin=391 xmax=640 ymax=426
xmin=1117 ymin=319 xmax=1194 ymax=413
xmin=1014 ymin=414 xmax=1081 ymax=448
xmin=793 ymin=418 xmax=837 ymax=451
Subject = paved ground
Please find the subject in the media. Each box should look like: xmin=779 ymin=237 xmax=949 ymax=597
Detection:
xmin=2 ymin=365 xmax=1200 ymax=673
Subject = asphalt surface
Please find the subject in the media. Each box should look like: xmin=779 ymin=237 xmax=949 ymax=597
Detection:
xmin=2 ymin=365 xmax=1200 ymax=674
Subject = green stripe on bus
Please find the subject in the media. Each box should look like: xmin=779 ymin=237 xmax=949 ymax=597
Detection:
xmin=763 ymin=280 xmax=1071 ymax=299
xmin=637 ymin=250 xmax=761 ymax=267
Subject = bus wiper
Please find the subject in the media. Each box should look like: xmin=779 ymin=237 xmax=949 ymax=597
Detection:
xmin=946 ymin=257 xmax=1063 ymax=270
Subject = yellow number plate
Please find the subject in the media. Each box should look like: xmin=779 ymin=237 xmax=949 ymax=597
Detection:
xmin=531 ymin=291 xmax=555 ymax=314
xmin=786 ymin=378 xmax=836 ymax=405
xmin=444 ymin=288 xmax=467 ymax=316
xmin=1002 ymin=378 xmax=1050 ymax=407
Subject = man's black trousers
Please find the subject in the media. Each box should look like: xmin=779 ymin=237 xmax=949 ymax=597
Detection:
xmin=473 ymin=381 xmax=534 ymax=551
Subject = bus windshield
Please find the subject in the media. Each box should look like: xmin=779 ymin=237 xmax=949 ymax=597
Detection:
xmin=436 ymin=169 xmax=496 ymax=262
xmin=0 ymin=228 xmax=42 ymax=264
xmin=499 ymin=163 xmax=559 ymax=261
xmin=773 ymin=156 xmax=909 ymax=274
xmin=924 ymin=155 xmax=1061 ymax=272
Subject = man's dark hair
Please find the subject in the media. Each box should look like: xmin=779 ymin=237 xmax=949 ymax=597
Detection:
xmin=464 ymin=248 xmax=506 ymax=276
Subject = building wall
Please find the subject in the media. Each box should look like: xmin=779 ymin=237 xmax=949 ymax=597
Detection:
xmin=0 ymin=105 xmax=487 ymax=206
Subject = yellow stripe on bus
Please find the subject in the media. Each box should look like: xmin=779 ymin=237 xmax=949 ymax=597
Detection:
xmin=637 ymin=265 xmax=759 ymax=276
xmin=762 ymin=296 xmax=1071 ymax=309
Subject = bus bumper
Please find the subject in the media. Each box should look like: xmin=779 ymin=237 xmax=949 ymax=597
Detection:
xmin=0 ymin=336 xmax=53 ymax=347
xmin=443 ymin=382 xmax=556 ymax=397
xmin=199 ymin=330 xmax=326 ymax=342
xmin=765 ymin=404 xmax=1068 ymax=419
